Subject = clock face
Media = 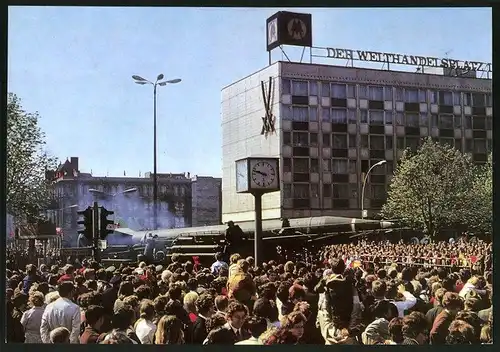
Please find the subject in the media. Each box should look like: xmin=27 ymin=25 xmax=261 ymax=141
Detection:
xmin=251 ymin=161 xmax=277 ymax=188
xmin=235 ymin=160 xmax=248 ymax=192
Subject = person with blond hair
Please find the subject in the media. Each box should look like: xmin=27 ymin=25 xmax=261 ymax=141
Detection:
xmin=134 ymin=300 xmax=156 ymax=344
xmin=21 ymin=291 xmax=45 ymax=343
xmin=155 ymin=315 xmax=184 ymax=344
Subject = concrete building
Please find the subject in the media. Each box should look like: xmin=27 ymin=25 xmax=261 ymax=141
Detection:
xmin=191 ymin=176 xmax=222 ymax=226
xmin=221 ymin=61 xmax=492 ymax=223
xmin=46 ymin=157 xmax=220 ymax=245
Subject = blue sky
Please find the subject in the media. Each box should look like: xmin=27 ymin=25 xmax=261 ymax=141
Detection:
xmin=8 ymin=7 xmax=491 ymax=178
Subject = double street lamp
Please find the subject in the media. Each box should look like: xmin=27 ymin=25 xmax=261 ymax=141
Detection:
xmin=88 ymin=188 xmax=138 ymax=197
xmin=361 ymin=160 xmax=387 ymax=219
xmin=132 ymin=74 xmax=181 ymax=230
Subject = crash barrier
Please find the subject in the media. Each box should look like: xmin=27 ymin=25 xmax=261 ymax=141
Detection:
xmin=356 ymin=254 xmax=485 ymax=270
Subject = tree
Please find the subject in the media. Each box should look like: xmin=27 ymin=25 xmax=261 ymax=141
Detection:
xmin=7 ymin=93 xmax=57 ymax=223
xmin=462 ymin=153 xmax=492 ymax=234
xmin=381 ymin=138 xmax=475 ymax=238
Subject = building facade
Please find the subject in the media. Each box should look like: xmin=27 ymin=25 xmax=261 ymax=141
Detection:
xmin=46 ymin=157 xmax=221 ymax=245
xmin=221 ymin=61 xmax=492 ymax=223
xmin=191 ymin=176 xmax=222 ymax=226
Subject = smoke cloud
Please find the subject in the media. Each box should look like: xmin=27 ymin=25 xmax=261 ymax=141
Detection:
xmin=77 ymin=184 xmax=185 ymax=232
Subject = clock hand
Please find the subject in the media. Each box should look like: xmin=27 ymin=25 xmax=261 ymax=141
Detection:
xmin=253 ymin=170 xmax=268 ymax=176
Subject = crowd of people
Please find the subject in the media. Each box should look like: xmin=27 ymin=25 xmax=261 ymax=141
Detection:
xmin=5 ymin=238 xmax=493 ymax=344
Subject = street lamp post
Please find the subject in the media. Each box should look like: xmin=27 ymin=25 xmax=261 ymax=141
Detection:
xmin=132 ymin=74 xmax=181 ymax=230
xmin=361 ymin=160 xmax=387 ymax=219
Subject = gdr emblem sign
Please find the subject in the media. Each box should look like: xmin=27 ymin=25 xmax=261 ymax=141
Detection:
xmin=266 ymin=11 xmax=312 ymax=52
xmin=287 ymin=18 xmax=307 ymax=40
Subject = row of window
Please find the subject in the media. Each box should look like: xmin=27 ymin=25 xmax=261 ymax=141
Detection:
xmin=283 ymin=79 xmax=493 ymax=106
xmin=54 ymin=184 xmax=188 ymax=198
xmin=282 ymin=106 xmax=492 ymax=128
xmin=283 ymin=157 xmax=393 ymax=175
xmin=282 ymin=183 xmax=387 ymax=200
xmin=284 ymin=131 xmax=492 ymax=152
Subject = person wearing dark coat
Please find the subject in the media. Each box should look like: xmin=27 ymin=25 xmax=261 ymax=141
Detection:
xmin=190 ymin=294 xmax=214 ymax=344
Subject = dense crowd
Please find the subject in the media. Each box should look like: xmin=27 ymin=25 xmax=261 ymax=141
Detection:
xmin=5 ymin=238 xmax=493 ymax=344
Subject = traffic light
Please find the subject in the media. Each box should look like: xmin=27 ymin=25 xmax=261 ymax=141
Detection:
xmin=99 ymin=207 xmax=114 ymax=239
xmin=77 ymin=207 xmax=93 ymax=240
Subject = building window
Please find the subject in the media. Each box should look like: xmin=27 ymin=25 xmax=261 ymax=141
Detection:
xmin=359 ymin=85 xmax=368 ymax=99
xmin=291 ymin=80 xmax=308 ymax=96
xmin=371 ymin=185 xmax=386 ymax=199
xmin=347 ymin=84 xmax=356 ymax=99
xmin=283 ymin=184 xmax=292 ymax=198
xmin=310 ymin=107 xmax=318 ymax=121
xmin=332 ymin=108 xmax=347 ymax=123
xmin=293 ymin=159 xmax=309 ymax=173
xmin=283 ymin=158 xmax=292 ymax=172
xmin=386 ymin=136 xmax=393 ymax=149
xmin=464 ymin=116 xmax=472 ymax=129
xmin=322 ymin=107 xmax=331 ymax=122
xmin=282 ymin=79 xmax=291 ymax=95
xmin=311 ymin=159 xmax=319 ymax=173
xmin=406 ymin=137 xmax=420 ymax=151
xmin=486 ymin=116 xmax=492 ymax=130
xmin=472 ymin=116 xmax=486 ymax=130
xmin=431 ymin=114 xmax=438 ymax=128
xmin=349 ymin=134 xmax=357 ymax=148
xmin=405 ymin=89 xmax=419 ymax=103
xmin=360 ymin=110 xmax=368 ymax=123
xmin=310 ymin=81 xmax=318 ymax=96
xmin=463 ymin=93 xmax=472 ymax=106
xmin=370 ymin=136 xmax=385 ymax=150
xmin=332 ymin=159 xmax=348 ymax=174
xmin=395 ymin=112 xmax=404 ymax=126
xmin=294 ymin=184 xmax=310 ymax=198
xmin=369 ymin=86 xmax=384 ymax=101
xmin=406 ymin=113 xmax=419 ymax=127
xmin=322 ymin=134 xmax=331 ymax=147
xmin=311 ymin=184 xmax=319 ymax=198
xmin=465 ymin=139 xmax=473 ymax=153
xmin=453 ymin=92 xmax=461 ymax=105
xmin=333 ymin=184 xmax=350 ymax=199
xmin=419 ymin=113 xmax=428 ymax=127
xmin=333 ymin=134 xmax=348 ymax=149
xmin=486 ymin=94 xmax=492 ymax=107
xmin=474 ymin=139 xmax=486 ymax=154
xmin=292 ymin=132 xmax=309 ymax=146
xmin=323 ymin=184 xmax=332 ymax=197
xmin=292 ymin=106 xmax=309 ymax=121
xmin=454 ymin=139 xmax=462 ymax=152
xmin=349 ymin=160 xmax=357 ymax=174
xmin=360 ymin=135 xmax=368 ymax=148
xmin=283 ymin=132 xmax=291 ymax=145
xmin=322 ymin=159 xmax=331 ymax=172
xmin=395 ymin=88 xmax=404 ymax=102
xmin=429 ymin=90 xmax=438 ymax=104
xmin=385 ymin=111 xmax=393 ymax=125
xmin=331 ymin=84 xmax=347 ymax=99
xmin=371 ymin=160 xmax=385 ymax=174
xmin=418 ymin=89 xmax=427 ymax=103
xmin=396 ymin=137 xmax=405 ymax=150
xmin=384 ymin=87 xmax=393 ymax=101
xmin=321 ymin=82 xmax=330 ymax=97
xmin=310 ymin=133 xmax=318 ymax=146
xmin=439 ymin=115 xmax=453 ymax=128
xmin=471 ymin=93 xmax=486 ymax=107
xmin=454 ymin=116 xmax=462 ymax=128
xmin=439 ymin=91 xmax=453 ymax=106
xmin=369 ymin=110 xmax=384 ymax=125
xmin=348 ymin=109 xmax=357 ymax=124
xmin=282 ymin=105 xmax=292 ymax=120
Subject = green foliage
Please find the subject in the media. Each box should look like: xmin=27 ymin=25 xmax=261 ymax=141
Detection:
xmin=7 ymin=93 xmax=58 ymax=223
xmin=381 ymin=137 xmax=478 ymax=237
xmin=462 ymin=153 xmax=492 ymax=233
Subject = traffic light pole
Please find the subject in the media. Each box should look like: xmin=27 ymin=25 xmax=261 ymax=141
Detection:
xmin=92 ymin=201 xmax=100 ymax=262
